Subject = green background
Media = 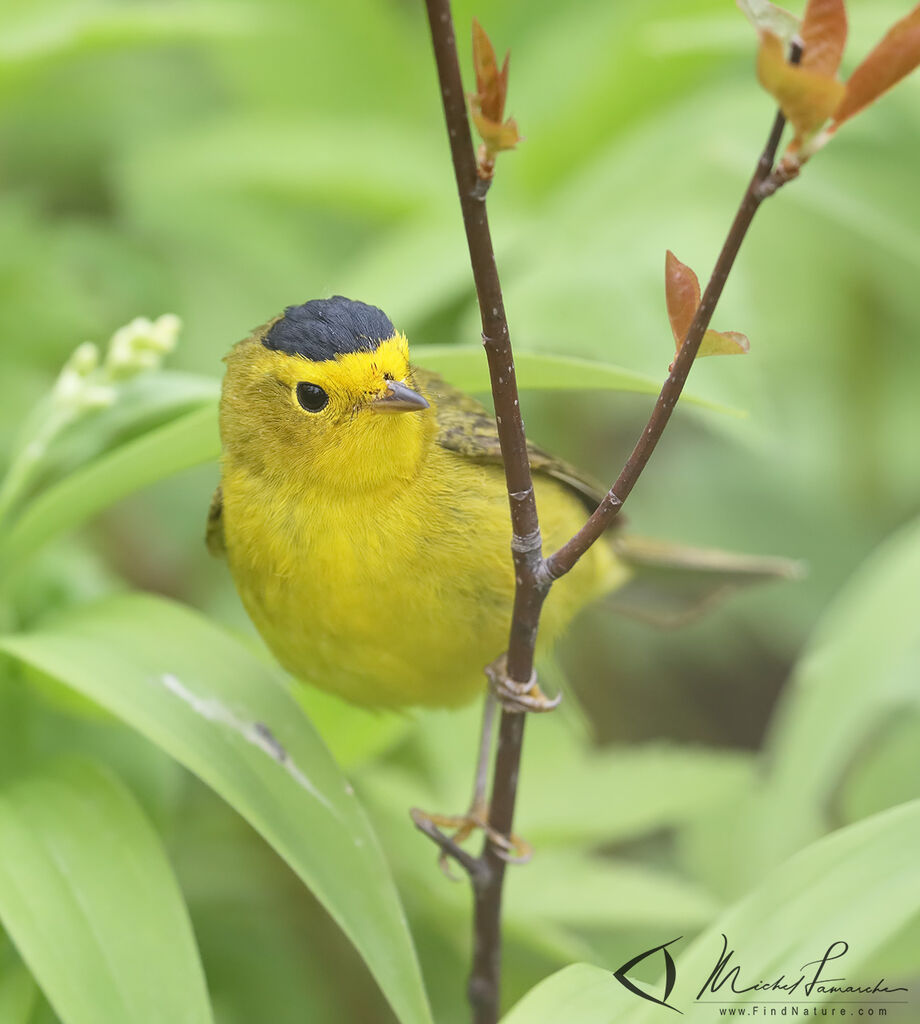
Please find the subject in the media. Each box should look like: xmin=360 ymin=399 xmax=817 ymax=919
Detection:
xmin=1 ymin=0 xmax=918 ymax=1021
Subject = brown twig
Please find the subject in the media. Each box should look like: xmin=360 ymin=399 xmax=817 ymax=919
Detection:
xmin=420 ymin=5 xmax=802 ymax=1021
xmin=423 ymin=3 xmax=550 ymax=1021
xmin=409 ymin=808 xmax=487 ymax=880
xmin=546 ymin=45 xmax=803 ymax=580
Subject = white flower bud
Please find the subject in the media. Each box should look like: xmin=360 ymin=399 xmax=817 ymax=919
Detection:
xmin=149 ymin=313 xmax=181 ymax=354
xmin=104 ymin=313 xmax=181 ymax=377
xmin=67 ymin=342 xmax=100 ymax=376
xmin=76 ymin=384 xmax=118 ymax=411
xmin=52 ymin=368 xmax=83 ymax=403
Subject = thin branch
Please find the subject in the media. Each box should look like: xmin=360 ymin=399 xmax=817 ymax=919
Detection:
xmin=421 ymin=6 xmax=803 ymax=1023
xmin=409 ymin=809 xmax=487 ymax=880
xmin=423 ymin=2 xmax=548 ymax=1021
xmin=422 ymin=0 xmax=542 ymax=608
xmin=546 ymin=43 xmax=803 ymax=581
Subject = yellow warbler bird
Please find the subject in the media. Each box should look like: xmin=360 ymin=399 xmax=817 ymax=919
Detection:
xmin=208 ymin=296 xmax=794 ymax=711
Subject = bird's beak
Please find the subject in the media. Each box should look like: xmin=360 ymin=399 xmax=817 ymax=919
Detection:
xmin=371 ymin=379 xmax=430 ymax=413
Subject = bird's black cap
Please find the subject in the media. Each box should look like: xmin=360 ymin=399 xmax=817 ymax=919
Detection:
xmin=262 ymin=296 xmax=395 ymax=362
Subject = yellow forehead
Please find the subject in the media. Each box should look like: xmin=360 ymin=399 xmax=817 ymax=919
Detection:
xmin=251 ymin=332 xmax=410 ymax=392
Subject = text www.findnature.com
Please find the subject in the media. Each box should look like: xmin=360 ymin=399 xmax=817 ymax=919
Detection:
xmin=717 ymin=1009 xmax=890 ymax=1017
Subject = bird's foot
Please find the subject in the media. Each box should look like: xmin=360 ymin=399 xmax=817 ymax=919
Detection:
xmin=410 ymin=805 xmax=532 ymax=879
xmin=485 ymin=654 xmax=562 ymax=714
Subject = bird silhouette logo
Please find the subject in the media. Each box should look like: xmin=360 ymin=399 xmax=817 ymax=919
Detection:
xmin=612 ymin=936 xmax=683 ymax=1013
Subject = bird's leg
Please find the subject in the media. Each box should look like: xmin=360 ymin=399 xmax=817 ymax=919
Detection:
xmin=411 ymin=690 xmax=532 ymax=877
xmin=468 ymin=687 xmax=497 ymax=820
xmin=412 ymin=655 xmax=561 ymax=875
xmin=485 ymin=652 xmax=562 ymax=714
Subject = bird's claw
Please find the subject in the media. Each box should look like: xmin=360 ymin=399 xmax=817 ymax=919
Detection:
xmin=411 ymin=806 xmax=532 ymax=879
xmin=485 ymin=655 xmax=562 ymax=714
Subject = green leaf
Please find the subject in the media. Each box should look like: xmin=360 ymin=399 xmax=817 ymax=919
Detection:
xmin=294 ymin=686 xmax=411 ymax=770
xmin=413 ymin=346 xmax=745 ymax=415
xmin=361 ymin=702 xmax=754 ymax=851
xmin=503 ymin=851 xmax=718 ymax=931
xmin=501 ymin=963 xmax=629 ymax=1024
xmin=837 ymin=710 xmax=920 ymax=824
xmin=503 ymin=799 xmax=920 ymax=1022
xmin=518 ymin=740 xmax=755 ymax=848
xmin=0 ymin=4 xmax=254 ymax=69
xmin=0 ymin=346 xmax=744 ymax=576
xmin=0 ymin=595 xmax=432 ymax=1024
xmin=0 ymin=372 xmax=218 ymax=531
xmin=0 ymin=963 xmax=37 ymax=1024
xmin=740 ymin=516 xmax=920 ymax=876
xmin=0 ymin=404 xmax=219 ymax=575
xmin=46 ymin=371 xmax=219 ymax=474
xmin=0 ymin=759 xmax=212 ymax=1024
xmin=609 ymin=534 xmax=802 ymax=627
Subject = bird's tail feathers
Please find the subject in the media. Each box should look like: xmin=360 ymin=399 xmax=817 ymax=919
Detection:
xmin=606 ymin=534 xmax=804 ymax=628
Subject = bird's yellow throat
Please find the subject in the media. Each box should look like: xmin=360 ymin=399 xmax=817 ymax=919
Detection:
xmin=210 ymin=296 xmax=622 ymax=708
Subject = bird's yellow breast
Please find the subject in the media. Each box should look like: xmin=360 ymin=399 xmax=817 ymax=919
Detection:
xmin=221 ymin=437 xmax=620 ymax=708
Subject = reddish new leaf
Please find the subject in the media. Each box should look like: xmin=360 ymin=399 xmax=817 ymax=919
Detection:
xmin=758 ymin=29 xmax=846 ymax=141
xmin=469 ymin=19 xmax=521 ymax=167
xmin=800 ymin=0 xmax=847 ymax=76
xmin=665 ymin=250 xmax=700 ymax=349
xmin=665 ymin=252 xmax=749 ymax=359
xmin=833 ymin=4 xmax=920 ymax=126
xmin=471 ymin=18 xmax=507 ymax=124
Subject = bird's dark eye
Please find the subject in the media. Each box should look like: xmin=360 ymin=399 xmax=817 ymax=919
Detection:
xmin=296 ymin=382 xmax=328 ymax=412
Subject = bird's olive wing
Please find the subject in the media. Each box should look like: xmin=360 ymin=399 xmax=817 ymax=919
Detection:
xmin=206 ymin=485 xmax=226 ymax=558
xmin=412 ymin=365 xmax=605 ymax=512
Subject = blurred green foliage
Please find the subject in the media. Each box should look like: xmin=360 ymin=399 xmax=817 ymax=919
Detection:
xmin=1 ymin=0 xmax=919 ymax=1021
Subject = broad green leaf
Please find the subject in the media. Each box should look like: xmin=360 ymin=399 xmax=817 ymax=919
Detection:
xmin=837 ymin=710 xmax=920 ymax=824
xmin=0 ymin=4 xmax=254 ymax=69
xmin=503 ymin=800 xmax=920 ymax=1022
xmin=2 ymin=373 xmax=218 ymax=528
xmin=741 ymin=516 xmax=920 ymax=876
xmin=363 ymin=770 xmax=718 ymax=932
xmin=518 ymin=717 xmax=755 ymax=848
xmin=0 ymin=596 xmax=432 ymax=1024
xmin=0 ymin=963 xmax=36 ymax=1024
xmin=359 ymin=760 xmax=716 ymax=978
xmin=502 ymin=963 xmax=630 ymax=1024
xmin=0 ymin=349 xmax=742 ymax=575
xmin=0 ymin=759 xmax=212 ymax=1024
xmin=360 ymin=702 xmax=754 ymax=850
xmin=47 ymin=371 xmax=219 ymax=471
xmin=294 ymin=686 xmax=411 ymax=770
xmin=0 ymin=405 xmax=219 ymax=575
xmin=413 ymin=346 xmax=744 ymax=415
xmin=503 ymin=851 xmax=718 ymax=931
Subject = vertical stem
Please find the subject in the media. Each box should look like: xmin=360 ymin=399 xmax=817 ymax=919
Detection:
xmin=423 ymin=2 xmax=548 ymax=1020
xmin=469 ymin=712 xmax=525 ymax=1022
xmin=421 ymin=6 xmax=801 ymax=1023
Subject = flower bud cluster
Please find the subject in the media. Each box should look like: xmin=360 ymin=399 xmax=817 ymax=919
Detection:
xmin=51 ymin=314 xmax=181 ymax=415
